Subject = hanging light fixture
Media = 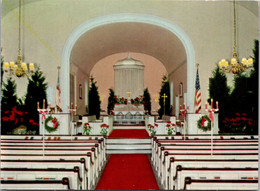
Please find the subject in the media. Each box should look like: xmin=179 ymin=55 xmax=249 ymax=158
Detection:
xmin=218 ymin=0 xmax=253 ymax=75
xmin=3 ymin=0 xmax=35 ymax=78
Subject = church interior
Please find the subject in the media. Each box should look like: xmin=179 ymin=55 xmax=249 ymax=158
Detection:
xmin=1 ymin=0 xmax=259 ymax=190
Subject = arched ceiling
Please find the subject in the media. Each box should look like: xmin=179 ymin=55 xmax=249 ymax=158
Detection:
xmin=70 ymin=22 xmax=187 ymax=75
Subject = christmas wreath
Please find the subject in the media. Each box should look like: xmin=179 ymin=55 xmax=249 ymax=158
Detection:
xmin=45 ymin=116 xmax=59 ymax=133
xmin=197 ymin=115 xmax=211 ymax=132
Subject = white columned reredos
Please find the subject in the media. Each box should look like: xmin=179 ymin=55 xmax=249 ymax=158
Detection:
xmin=62 ymin=13 xmax=195 ymax=112
xmin=114 ymin=55 xmax=145 ymax=99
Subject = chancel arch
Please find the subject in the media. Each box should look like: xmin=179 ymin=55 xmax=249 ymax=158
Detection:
xmin=62 ymin=13 xmax=195 ymax=114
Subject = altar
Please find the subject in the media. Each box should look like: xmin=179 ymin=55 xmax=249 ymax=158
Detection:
xmin=114 ymin=104 xmax=145 ymax=124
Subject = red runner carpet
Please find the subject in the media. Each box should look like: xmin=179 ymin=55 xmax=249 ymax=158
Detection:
xmin=96 ymin=154 xmax=159 ymax=190
xmin=109 ymin=129 xmax=150 ymax=138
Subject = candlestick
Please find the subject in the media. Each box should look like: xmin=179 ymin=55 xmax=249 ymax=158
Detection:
xmin=216 ymin=101 xmax=219 ymax=110
xmin=211 ymin=98 xmax=213 ymax=109
xmin=43 ymin=99 xmax=45 ymax=109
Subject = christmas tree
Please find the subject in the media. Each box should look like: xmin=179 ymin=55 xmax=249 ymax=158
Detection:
xmin=107 ymin=88 xmax=116 ymax=115
xmin=143 ymin=88 xmax=151 ymax=115
xmin=88 ymin=77 xmax=101 ymax=119
xmin=158 ymin=75 xmax=171 ymax=118
xmin=1 ymin=77 xmax=19 ymax=134
xmin=24 ymin=68 xmax=48 ymax=133
xmin=208 ymin=66 xmax=231 ymax=133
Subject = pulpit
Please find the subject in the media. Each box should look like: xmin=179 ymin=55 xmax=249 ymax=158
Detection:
xmin=39 ymin=113 xmax=73 ymax=135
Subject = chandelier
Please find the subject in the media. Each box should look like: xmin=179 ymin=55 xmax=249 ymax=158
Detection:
xmin=3 ymin=0 xmax=34 ymax=78
xmin=218 ymin=0 xmax=253 ymax=75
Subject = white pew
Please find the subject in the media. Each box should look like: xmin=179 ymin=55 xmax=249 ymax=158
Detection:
xmin=183 ymin=177 xmax=258 ymax=190
xmin=1 ymin=167 xmax=82 ymax=190
xmin=174 ymin=166 xmax=258 ymax=190
xmin=167 ymin=157 xmax=258 ymax=190
xmin=158 ymin=152 xmax=258 ymax=189
xmin=1 ymin=152 xmax=97 ymax=189
xmin=0 ymin=177 xmax=70 ymax=190
xmin=1 ymin=159 xmax=88 ymax=190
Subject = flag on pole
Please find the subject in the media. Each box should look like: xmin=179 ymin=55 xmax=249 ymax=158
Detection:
xmin=194 ymin=65 xmax=201 ymax=113
xmin=55 ymin=66 xmax=62 ymax=112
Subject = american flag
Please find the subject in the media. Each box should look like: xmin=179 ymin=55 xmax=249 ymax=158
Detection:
xmin=55 ymin=67 xmax=62 ymax=112
xmin=194 ymin=67 xmax=201 ymax=113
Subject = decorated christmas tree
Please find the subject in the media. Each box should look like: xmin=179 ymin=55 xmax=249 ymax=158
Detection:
xmin=88 ymin=76 xmax=101 ymax=119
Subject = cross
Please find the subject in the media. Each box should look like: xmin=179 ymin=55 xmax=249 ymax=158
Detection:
xmin=162 ymin=93 xmax=168 ymax=116
xmin=127 ymin=90 xmax=132 ymax=99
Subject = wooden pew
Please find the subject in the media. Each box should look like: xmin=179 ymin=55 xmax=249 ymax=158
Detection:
xmin=167 ymin=157 xmax=258 ymax=190
xmin=173 ymin=166 xmax=258 ymax=190
xmin=1 ymin=167 xmax=82 ymax=190
xmin=183 ymin=177 xmax=258 ymax=190
xmin=0 ymin=177 xmax=70 ymax=190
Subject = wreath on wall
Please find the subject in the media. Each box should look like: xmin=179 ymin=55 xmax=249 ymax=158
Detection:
xmin=45 ymin=116 xmax=59 ymax=133
xmin=197 ymin=115 xmax=211 ymax=132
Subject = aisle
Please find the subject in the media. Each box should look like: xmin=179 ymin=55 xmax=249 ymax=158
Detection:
xmin=96 ymin=154 xmax=159 ymax=190
xmin=109 ymin=129 xmax=150 ymax=138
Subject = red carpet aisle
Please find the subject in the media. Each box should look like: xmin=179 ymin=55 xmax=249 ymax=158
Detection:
xmin=108 ymin=129 xmax=150 ymax=138
xmin=96 ymin=154 xmax=159 ymax=190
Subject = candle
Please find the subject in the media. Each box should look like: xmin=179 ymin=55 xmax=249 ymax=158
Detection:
xmin=75 ymin=105 xmax=77 ymax=109
xmin=48 ymin=104 xmax=51 ymax=109
xmin=180 ymin=105 xmax=182 ymax=110
xmin=211 ymin=98 xmax=213 ymax=109
xmin=43 ymin=99 xmax=45 ymax=109
xmin=37 ymin=102 xmax=39 ymax=109
xmin=216 ymin=101 xmax=219 ymax=110
xmin=183 ymin=104 xmax=185 ymax=109
xmin=71 ymin=103 xmax=73 ymax=109
xmin=205 ymin=102 xmax=208 ymax=109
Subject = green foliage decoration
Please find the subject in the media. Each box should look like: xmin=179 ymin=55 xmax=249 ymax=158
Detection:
xmin=88 ymin=77 xmax=101 ymax=119
xmin=158 ymin=75 xmax=171 ymax=118
xmin=143 ymin=88 xmax=152 ymax=115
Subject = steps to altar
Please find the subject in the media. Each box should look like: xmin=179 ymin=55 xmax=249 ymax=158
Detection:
xmin=113 ymin=125 xmax=146 ymax=130
xmin=106 ymin=138 xmax=151 ymax=154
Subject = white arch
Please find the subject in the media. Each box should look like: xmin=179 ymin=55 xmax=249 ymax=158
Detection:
xmin=61 ymin=13 xmax=195 ymax=112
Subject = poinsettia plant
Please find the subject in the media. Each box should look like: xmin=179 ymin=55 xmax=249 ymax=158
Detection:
xmin=100 ymin=123 xmax=109 ymax=136
xmin=222 ymin=112 xmax=256 ymax=133
xmin=83 ymin=123 xmax=92 ymax=135
xmin=166 ymin=121 xmax=176 ymax=135
xmin=147 ymin=123 xmax=158 ymax=136
xmin=131 ymin=96 xmax=144 ymax=106
xmin=2 ymin=106 xmax=39 ymax=134
xmin=115 ymin=96 xmax=128 ymax=104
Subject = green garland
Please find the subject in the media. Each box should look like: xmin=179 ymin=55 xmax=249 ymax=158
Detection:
xmin=197 ymin=115 xmax=211 ymax=132
xmin=45 ymin=116 xmax=59 ymax=133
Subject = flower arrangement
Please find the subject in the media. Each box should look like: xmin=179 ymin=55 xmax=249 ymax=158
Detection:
xmin=131 ymin=96 xmax=144 ymax=106
xmin=83 ymin=123 xmax=92 ymax=135
xmin=166 ymin=121 xmax=176 ymax=135
xmin=115 ymin=96 xmax=128 ymax=104
xmin=197 ymin=115 xmax=211 ymax=132
xmin=45 ymin=116 xmax=59 ymax=133
xmin=100 ymin=123 xmax=109 ymax=136
xmin=148 ymin=123 xmax=158 ymax=136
